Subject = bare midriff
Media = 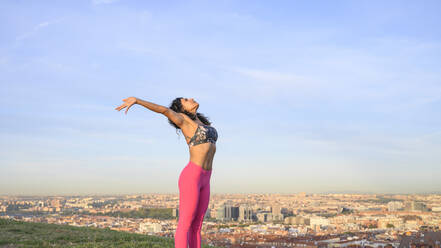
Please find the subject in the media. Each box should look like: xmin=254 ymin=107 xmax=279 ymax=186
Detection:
xmin=189 ymin=143 xmax=216 ymax=171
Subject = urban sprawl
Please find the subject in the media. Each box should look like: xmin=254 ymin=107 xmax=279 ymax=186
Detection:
xmin=1 ymin=193 xmax=441 ymax=247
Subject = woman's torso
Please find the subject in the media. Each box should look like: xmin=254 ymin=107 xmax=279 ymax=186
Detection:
xmin=181 ymin=120 xmax=217 ymax=171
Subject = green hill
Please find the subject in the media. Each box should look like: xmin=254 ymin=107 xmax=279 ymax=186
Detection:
xmin=0 ymin=218 xmax=222 ymax=248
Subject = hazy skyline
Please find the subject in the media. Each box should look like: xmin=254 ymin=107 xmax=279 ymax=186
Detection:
xmin=1 ymin=0 xmax=440 ymax=195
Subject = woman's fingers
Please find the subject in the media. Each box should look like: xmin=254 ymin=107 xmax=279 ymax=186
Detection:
xmin=116 ymin=98 xmax=135 ymax=113
xmin=125 ymin=103 xmax=133 ymax=114
xmin=115 ymin=102 xmax=133 ymax=114
xmin=115 ymin=103 xmax=127 ymax=111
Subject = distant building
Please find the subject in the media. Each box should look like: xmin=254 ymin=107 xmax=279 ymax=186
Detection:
xmin=405 ymin=201 xmax=428 ymax=212
xmin=432 ymin=206 xmax=441 ymax=212
xmin=50 ymin=199 xmax=61 ymax=208
xmin=216 ymin=204 xmax=239 ymax=221
xmin=272 ymin=205 xmax=281 ymax=215
xmin=271 ymin=205 xmax=284 ymax=221
xmin=387 ymin=201 xmax=404 ymax=211
xmin=256 ymin=212 xmax=271 ymax=222
xmin=216 ymin=207 xmax=225 ymax=220
xmin=338 ymin=206 xmax=352 ymax=214
xmin=204 ymin=208 xmax=211 ymax=219
xmin=310 ymin=216 xmax=330 ymax=227
xmin=284 ymin=216 xmax=310 ymax=225
xmin=226 ymin=205 xmax=239 ymax=221
xmin=139 ymin=222 xmax=162 ymax=234
xmin=378 ymin=217 xmax=403 ymax=229
xmin=238 ymin=205 xmax=253 ymax=222
xmin=399 ymin=231 xmax=441 ymax=248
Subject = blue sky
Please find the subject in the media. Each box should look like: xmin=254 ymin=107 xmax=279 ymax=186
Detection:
xmin=1 ymin=0 xmax=440 ymax=195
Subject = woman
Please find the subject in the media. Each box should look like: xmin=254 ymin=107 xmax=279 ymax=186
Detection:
xmin=115 ymin=96 xmax=218 ymax=248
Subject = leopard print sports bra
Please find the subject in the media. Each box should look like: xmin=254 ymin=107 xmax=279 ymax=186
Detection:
xmin=188 ymin=124 xmax=218 ymax=147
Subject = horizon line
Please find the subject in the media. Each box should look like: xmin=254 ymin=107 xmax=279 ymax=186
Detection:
xmin=2 ymin=191 xmax=441 ymax=197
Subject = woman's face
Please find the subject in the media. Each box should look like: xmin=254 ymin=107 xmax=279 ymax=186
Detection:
xmin=181 ymin=97 xmax=199 ymax=113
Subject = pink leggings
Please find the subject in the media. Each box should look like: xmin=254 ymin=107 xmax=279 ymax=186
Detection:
xmin=175 ymin=161 xmax=212 ymax=248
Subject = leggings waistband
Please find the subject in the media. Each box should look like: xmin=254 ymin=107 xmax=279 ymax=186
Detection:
xmin=187 ymin=161 xmax=212 ymax=174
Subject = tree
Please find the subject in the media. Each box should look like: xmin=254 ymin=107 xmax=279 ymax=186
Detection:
xmin=386 ymin=223 xmax=395 ymax=228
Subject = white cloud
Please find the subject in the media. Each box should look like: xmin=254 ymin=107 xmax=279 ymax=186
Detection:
xmin=15 ymin=18 xmax=64 ymax=41
xmin=229 ymin=35 xmax=441 ymax=109
xmin=229 ymin=67 xmax=318 ymax=100
xmin=233 ymin=67 xmax=307 ymax=82
xmin=91 ymin=0 xmax=119 ymax=5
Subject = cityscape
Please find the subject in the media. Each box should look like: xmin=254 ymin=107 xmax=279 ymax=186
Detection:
xmin=2 ymin=0 xmax=441 ymax=247
xmin=2 ymin=193 xmax=441 ymax=247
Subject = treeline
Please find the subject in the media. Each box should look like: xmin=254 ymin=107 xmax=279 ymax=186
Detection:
xmin=87 ymin=199 xmax=119 ymax=208
xmin=84 ymin=208 xmax=175 ymax=219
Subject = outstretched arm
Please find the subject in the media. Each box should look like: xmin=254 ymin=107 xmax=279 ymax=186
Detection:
xmin=136 ymin=97 xmax=168 ymax=114
xmin=115 ymin=97 xmax=184 ymax=127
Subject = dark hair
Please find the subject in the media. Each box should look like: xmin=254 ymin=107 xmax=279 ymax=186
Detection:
xmin=168 ymin=97 xmax=211 ymax=133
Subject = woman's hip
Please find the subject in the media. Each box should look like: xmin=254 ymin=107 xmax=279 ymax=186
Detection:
xmin=178 ymin=161 xmax=211 ymax=185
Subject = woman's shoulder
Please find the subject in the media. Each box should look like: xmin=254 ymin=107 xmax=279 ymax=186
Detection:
xmin=179 ymin=113 xmax=211 ymax=127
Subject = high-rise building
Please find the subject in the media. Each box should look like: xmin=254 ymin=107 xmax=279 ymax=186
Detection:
xmin=216 ymin=207 xmax=225 ymax=220
xmin=405 ymin=201 xmax=428 ymax=212
xmin=204 ymin=208 xmax=211 ymax=219
xmin=256 ymin=212 xmax=271 ymax=222
xmin=226 ymin=205 xmax=239 ymax=221
xmin=238 ymin=205 xmax=253 ymax=222
xmin=216 ymin=204 xmax=239 ymax=221
xmin=271 ymin=205 xmax=284 ymax=221
xmin=272 ymin=205 xmax=281 ymax=215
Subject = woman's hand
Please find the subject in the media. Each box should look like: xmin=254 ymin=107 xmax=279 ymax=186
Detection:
xmin=115 ymin=97 xmax=137 ymax=114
